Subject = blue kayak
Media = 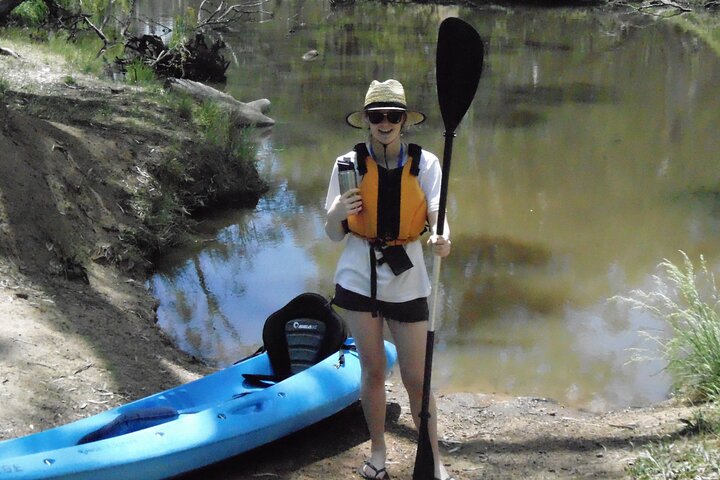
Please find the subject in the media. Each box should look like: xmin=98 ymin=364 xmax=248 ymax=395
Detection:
xmin=0 ymin=339 xmax=397 ymax=480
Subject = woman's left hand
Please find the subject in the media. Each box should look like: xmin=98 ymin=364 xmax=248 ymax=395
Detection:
xmin=428 ymin=234 xmax=451 ymax=258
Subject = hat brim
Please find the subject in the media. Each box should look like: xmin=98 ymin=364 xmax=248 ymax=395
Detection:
xmin=345 ymin=110 xmax=426 ymax=129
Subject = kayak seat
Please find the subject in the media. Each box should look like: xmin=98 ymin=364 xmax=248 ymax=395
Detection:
xmin=242 ymin=293 xmax=348 ymax=385
xmin=77 ymin=406 xmax=179 ymax=445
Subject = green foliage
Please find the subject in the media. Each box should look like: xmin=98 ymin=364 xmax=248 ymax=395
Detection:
xmin=628 ymin=428 xmax=720 ymax=479
xmin=165 ymin=93 xmax=194 ymax=121
xmin=671 ymin=13 xmax=720 ymax=59
xmin=194 ymin=100 xmax=256 ymax=165
xmin=194 ymin=100 xmax=225 ymax=144
xmin=684 ymin=404 xmax=720 ymax=436
xmin=125 ymin=59 xmax=156 ymax=85
xmin=176 ymin=97 xmax=194 ymax=121
xmin=620 ymin=253 xmax=720 ymax=478
xmin=229 ymin=125 xmax=256 ymax=165
xmin=10 ymin=0 xmax=132 ymax=31
xmin=170 ymin=7 xmax=197 ymax=49
xmin=621 ymin=252 xmax=720 ymax=402
xmin=10 ymin=0 xmax=48 ymax=26
xmin=80 ymin=0 xmax=119 ymax=25
xmin=22 ymin=31 xmax=123 ymax=77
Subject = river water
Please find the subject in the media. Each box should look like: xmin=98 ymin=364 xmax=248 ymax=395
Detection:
xmin=143 ymin=1 xmax=720 ymax=412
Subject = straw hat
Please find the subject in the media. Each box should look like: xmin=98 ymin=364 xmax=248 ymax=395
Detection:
xmin=345 ymin=79 xmax=426 ymax=129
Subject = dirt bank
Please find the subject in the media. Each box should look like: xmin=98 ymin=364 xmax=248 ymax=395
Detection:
xmin=0 ymin=39 xmax=261 ymax=438
xmin=0 ymin=39 xmax=698 ymax=480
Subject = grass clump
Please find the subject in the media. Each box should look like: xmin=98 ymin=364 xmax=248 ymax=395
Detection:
xmin=167 ymin=93 xmax=194 ymax=121
xmin=629 ymin=438 xmax=720 ymax=480
xmin=194 ymin=100 xmax=256 ymax=165
xmin=125 ymin=59 xmax=157 ymax=85
xmin=619 ymin=252 xmax=720 ymax=479
xmin=623 ymin=252 xmax=720 ymax=402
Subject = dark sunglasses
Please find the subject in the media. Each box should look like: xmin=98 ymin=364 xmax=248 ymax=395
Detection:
xmin=367 ymin=111 xmax=405 ymax=125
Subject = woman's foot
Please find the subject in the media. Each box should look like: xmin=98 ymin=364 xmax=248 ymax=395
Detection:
xmin=435 ymin=474 xmax=456 ymax=480
xmin=359 ymin=461 xmax=390 ymax=479
xmin=435 ymin=463 xmax=454 ymax=480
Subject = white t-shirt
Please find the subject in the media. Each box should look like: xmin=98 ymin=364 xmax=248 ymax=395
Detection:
xmin=324 ymin=143 xmax=442 ymax=303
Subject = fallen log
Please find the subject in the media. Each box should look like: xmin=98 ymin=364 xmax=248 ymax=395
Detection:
xmin=164 ymin=78 xmax=275 ymax=127
xmin=0 ymin=46 xmax=21 ymax=58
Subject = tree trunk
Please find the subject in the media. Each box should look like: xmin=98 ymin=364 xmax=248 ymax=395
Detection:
xmin=164 ymin=78 xmax=275 ymax=128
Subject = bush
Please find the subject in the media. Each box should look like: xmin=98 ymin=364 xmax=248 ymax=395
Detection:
xmin=620 ymin=254 xmax=720 ymax=479
xmin=620 ymin=252 xmax=720 ymax=402
xmin=10 ymin=0 xmax=48 ymax=26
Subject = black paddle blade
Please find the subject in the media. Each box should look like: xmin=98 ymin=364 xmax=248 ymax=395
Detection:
xmin=413 ymin=330 xmax=437 ymax=480
xmin=436 ymin=17 xmax=484 ymax=134
xmin=412 ymin=413 xmax=435 ymax=480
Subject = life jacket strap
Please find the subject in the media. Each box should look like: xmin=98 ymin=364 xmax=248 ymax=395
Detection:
xmin=408 ymin=143 xmax=421 ymax=176
xmin=369 ymin=243 xmax=379 ymax=317
xmin=354 ymin=143 xmax=369 ymax=175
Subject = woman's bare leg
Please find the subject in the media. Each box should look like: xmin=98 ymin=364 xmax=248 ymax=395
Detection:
xmin=343 ymin=310 xmax=389 ymax=471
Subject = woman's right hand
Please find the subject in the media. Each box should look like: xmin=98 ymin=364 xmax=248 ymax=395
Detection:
xmin=328 ymin=188 xmax=363 ymax=223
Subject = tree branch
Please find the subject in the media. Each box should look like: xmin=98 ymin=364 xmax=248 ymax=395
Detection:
xmin=197 ymin=0 xmax=272 ymax=28
xmin=81 ymin=14 xmax=110 ymax=53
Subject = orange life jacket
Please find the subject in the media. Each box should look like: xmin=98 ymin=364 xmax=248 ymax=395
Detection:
xmin=346 ymin=143 xmax=428 ymax=246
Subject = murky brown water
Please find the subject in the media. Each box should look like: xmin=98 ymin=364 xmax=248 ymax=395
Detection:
xmin=146 ymin=1 xmax=720 ymax=411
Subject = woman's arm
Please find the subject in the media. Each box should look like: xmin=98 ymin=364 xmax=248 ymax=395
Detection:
xmin=324 ymin=188 xmax=363 ymax=242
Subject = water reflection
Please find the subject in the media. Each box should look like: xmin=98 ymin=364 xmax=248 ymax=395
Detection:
xmin=504 ymin=83 xmax=619 ymax=105
xmin=146 ymin=1 xmax=720 ymax=411
xmin=151 ymin=139 xmax=331 ymax=362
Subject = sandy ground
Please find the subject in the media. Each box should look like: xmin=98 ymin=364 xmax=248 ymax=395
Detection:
xmin=0 ymin=39 xmax=698 ymax=480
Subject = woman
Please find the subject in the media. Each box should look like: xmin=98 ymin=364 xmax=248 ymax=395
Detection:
xmin=324 ymin=79 xmax=454 ymax=480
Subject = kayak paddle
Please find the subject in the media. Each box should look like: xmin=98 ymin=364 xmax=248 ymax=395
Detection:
xmin=413 ymin=17 xmax=484 ymax=480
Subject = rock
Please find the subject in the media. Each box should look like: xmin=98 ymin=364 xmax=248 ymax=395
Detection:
xmin=302 ymin=49 xmax=320 ymax=61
